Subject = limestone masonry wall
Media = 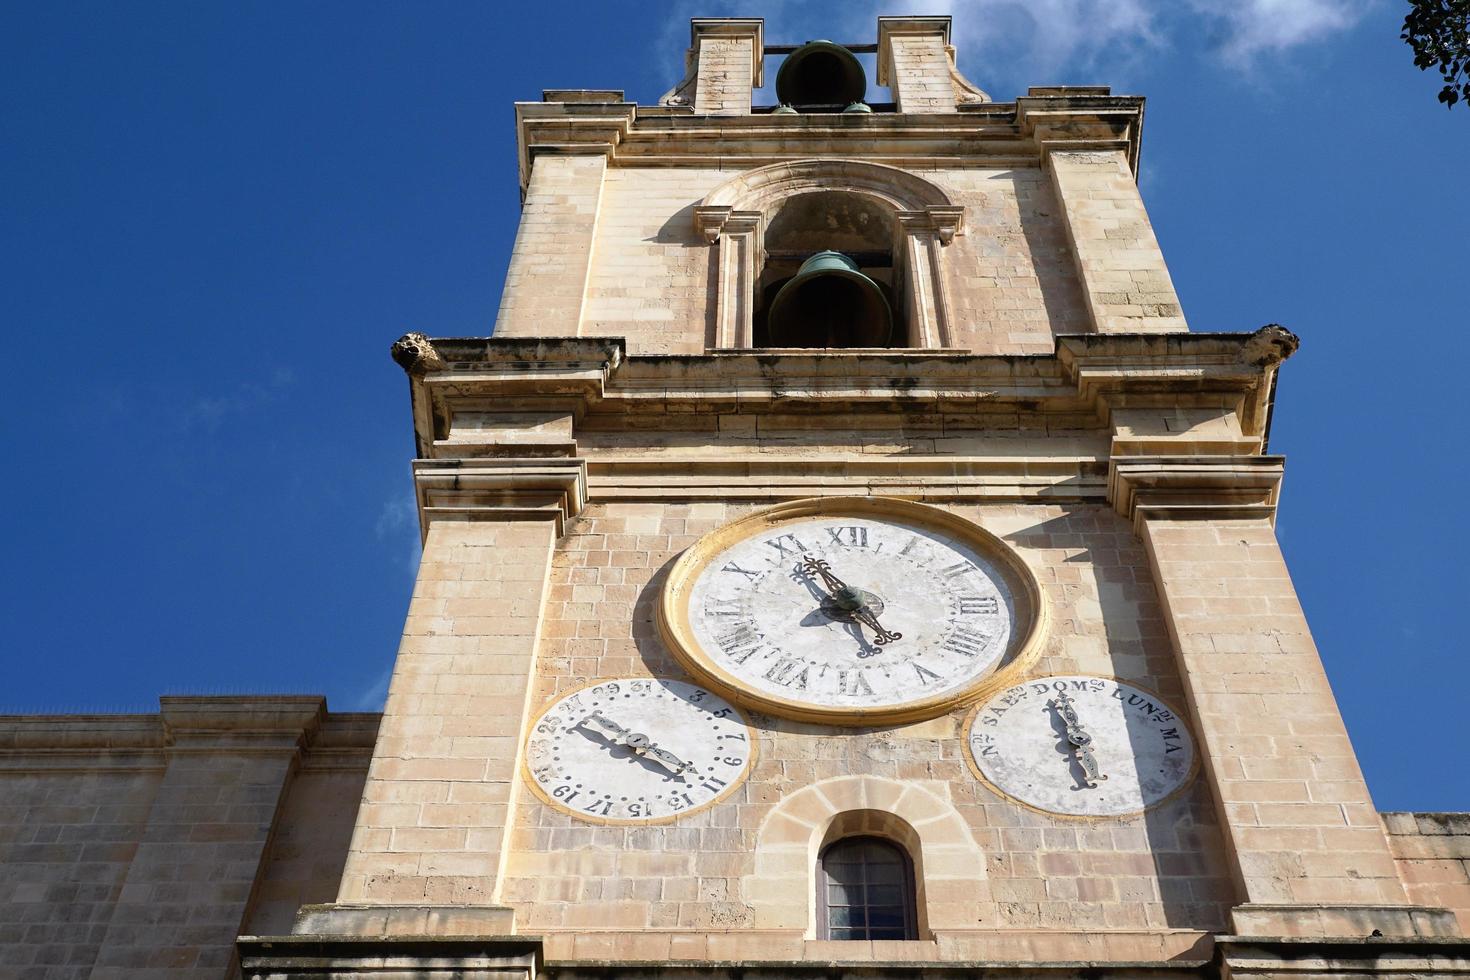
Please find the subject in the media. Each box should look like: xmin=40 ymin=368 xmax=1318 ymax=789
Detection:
xmin=499 ymin=501 xmax=1235 ymax=946
xmin=0 ymin=705 xmax=371 ymax=978
xmin=511 ymin=164 xmax=1088 ymax=356
xmin=582 ymin=167 xmax=733 ymax=354
xmin=1387 ymin=813 xmax=1470 ymax=934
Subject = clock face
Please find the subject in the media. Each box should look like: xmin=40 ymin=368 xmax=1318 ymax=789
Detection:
xmin=659 ymin=498 xmax=1046 ymax=724
xmin=524 ymin=677 xmax=755 ymax=824
xmin=965 ymin=675 xmax=1197 ymax=817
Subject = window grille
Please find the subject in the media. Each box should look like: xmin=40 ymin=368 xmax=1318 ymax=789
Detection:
xmin=817 ymin=836 xmax=918 ymax=940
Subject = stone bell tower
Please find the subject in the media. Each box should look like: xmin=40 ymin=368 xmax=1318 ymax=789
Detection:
xmin=241 ymin=14 xmax=1469 ymax=980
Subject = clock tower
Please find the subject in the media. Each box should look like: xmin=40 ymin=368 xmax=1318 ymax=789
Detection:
xmin=242 ymin=15 xmax=1469 ymax=980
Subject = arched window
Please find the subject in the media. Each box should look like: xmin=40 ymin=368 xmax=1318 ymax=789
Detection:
xmin=696 ymin=160 xmax=962 ymax=351
xmin=817 ymin=836 xmax=918 ymax=940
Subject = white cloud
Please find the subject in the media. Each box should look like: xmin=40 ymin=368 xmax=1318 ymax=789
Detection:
xmin=1184 ymin=0 xmax=1373 ymax=66
xmin=182 ymin=366 xmax=295 ymax=432
xmin=657 ymin=0 xmax=1373 ymax=97
xmin=353 ymin=665 xmax=393 ymax=711
xmin=374 ymin=491 xmax=423 ymax=575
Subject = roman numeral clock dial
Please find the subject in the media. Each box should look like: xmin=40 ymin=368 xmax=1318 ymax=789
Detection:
xmin=658 ymin=498 xmax=1048 ymax=724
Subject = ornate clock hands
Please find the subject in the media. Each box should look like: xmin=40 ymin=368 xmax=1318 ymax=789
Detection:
xmin=799 ymin=555 xmax=902 ymax=645
xmin=1047 ymin=691 xmax=1108 ymax=789
xmin=576 ymin=711 xmax=695 ymax=777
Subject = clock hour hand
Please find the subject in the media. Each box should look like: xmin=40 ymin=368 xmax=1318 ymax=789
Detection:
xmin=621 ymin=732 xmax=695 ymax=777
xmin=577 ymin=712 xmax=693 ymax=777
xmin=1048 ymin=692 xmax=1107 ymax=789
xmin=799 ymin=556 xmax=902 ymax=646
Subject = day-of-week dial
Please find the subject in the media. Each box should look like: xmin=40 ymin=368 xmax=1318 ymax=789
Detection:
xmin=524 ymin=678 xmax=755 ymax=823
xmin=966 ymin=675 xmax=1197 ymax=817
xmin=686 ymin=517 xmax=1016 ymax=711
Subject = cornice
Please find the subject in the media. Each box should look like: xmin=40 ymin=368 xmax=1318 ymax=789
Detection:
xmin=1108 ymin=455 xmax=1286 ymax=533
xmin=400 ymin=331 xmax=1284 ymax=423
xmin=412 ymin=457 xmax=588 ymax=537
xmin=1017 ymin=95 xmax=1147 ymax=175
xmin=0 ymin=697 xmax=374 ymax=771
xmin=514 ymin=95 xmax=1147 ymax=195
xmin=392 ymin=331 xmax=1293 ymax=519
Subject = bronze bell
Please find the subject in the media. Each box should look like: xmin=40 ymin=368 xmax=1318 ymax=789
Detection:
xmin=766 ymin=251 xmax=894 ymax=348
xmin=775 ymin=40 xmax=866 ymax=109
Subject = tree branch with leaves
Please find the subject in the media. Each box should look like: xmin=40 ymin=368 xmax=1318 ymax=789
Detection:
xmin=1403 ymin=0 xmax=1470 ymax=108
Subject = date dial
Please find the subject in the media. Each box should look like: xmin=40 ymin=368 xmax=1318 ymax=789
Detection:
xmin=659 ymin=498 xmax=1047 ymax=724
xmin=965 ymin=675 xmax=1198 ymax=817
xmin=524 ymin=678 xmax=755 ymax=823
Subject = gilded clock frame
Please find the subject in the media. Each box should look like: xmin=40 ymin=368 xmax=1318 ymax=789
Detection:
xmin=520 ymin=676 xmax=759 ymax=826
xmin=961 ymin=673 xmax=1203 ymax=821
xmin=657 ymin=496 xmax=1049 ymax=726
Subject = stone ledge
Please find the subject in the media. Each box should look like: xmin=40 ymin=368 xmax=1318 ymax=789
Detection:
xmin=1217 ymin=934 xmax=1470 ymax=980
xmin=1230 ymin=904 xmax=1462 ymax=939
xmin=292 ymin=904 xmax=517 ymax=937
xmin=543 ymin=961 xmax=1209 ymax=980
xmin=238 ymin=933 xmax=541 ymax=980
xmin=0 ymin=698 xmax=373 ymax=771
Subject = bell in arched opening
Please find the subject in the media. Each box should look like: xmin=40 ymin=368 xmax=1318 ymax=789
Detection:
xmin=765 ymin=251 xmax=893 ymax=348
xmin=776 ymin=40 xmax=866 ymax=109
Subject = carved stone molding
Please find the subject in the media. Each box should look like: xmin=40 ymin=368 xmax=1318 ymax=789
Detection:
xmin=947 ymin=45 xmax=991 ymax=104
xmin=1108 ymin=455 xmax=1285 ymax=532
xmin=1017 ymin=95 xmax=1147 ymax=175
xmin=412 ymin=457 xmax=588 ymax=536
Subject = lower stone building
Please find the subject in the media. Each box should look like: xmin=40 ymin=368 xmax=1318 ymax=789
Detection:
xmin=4 ymin=13 xmax=1468 ymax=980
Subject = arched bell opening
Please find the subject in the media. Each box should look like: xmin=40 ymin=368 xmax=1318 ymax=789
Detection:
xmin=753 ymin=190 xmax=906 ymax=349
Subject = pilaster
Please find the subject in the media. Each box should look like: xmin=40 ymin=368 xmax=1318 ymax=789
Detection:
xmin=690 ymin=19 xmax=763 ymax=116
xmin=877 ymin=17 xmax=961 ymax=113
xmin=335 ymin=513 xmax=558 ymax=914
xmin=493 ymin=152 xmax=608 ymax=339
xmin=1131 ymin=489 xmax=1447 ymax=937
xmin=695 ymin=206 xmax=762 ymax=347
xmin=1047 ymin=148 xmax=1187 ymax=333
xmin=896 ymin=210 xmax=959 ymax=347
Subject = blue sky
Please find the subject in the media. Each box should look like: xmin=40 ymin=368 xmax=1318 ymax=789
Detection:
xmin=2 ymin=2 xmax=1466 ymax=812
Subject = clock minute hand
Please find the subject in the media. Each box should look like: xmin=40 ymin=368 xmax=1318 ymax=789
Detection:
xmin=578 ymin=711 xmax=630 ymax=740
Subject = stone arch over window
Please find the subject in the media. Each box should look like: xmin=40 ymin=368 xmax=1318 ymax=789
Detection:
xmin=694 ymin=160 xmax=964 ymax=350
xmin=742 ymin=774 xmax=991 ymax=936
